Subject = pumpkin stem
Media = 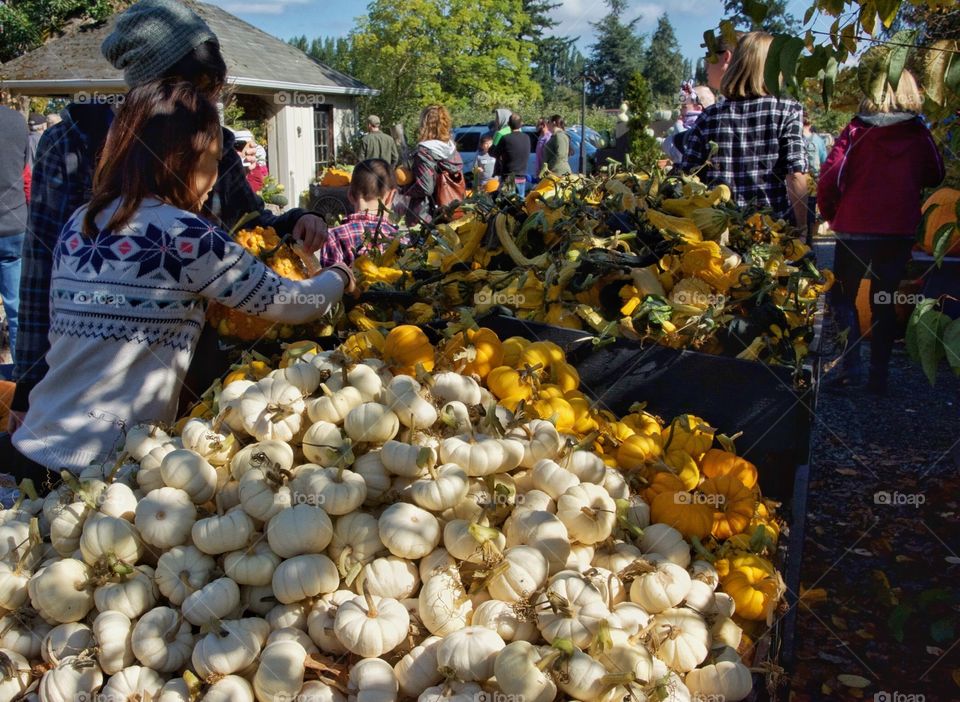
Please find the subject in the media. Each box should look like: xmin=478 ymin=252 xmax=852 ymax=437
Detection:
xmin=690 ymin=536 xmax=716 ymax=563
xmin=614 ymin=499 xmax=645 ymax=541
xmin=600 ymin=671 xmax=638 ymax=688
xmin=183 ymin=670 xmax=203 ymax=698
xmin=336 ymin=547 xmax=353 ymax=578
xmin=589 ymin=619 xmax=615 ymax=656
xmin=580 ymin=505 xmax=598 ymax=519
xmin=361 ymin=581 xmax=378 ymax=618
xmin=17 ymin=479 xmax=38 ymax=502
xmin=319 ymin=383 xmax=334 ymax=398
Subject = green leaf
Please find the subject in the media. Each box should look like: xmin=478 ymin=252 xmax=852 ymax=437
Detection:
xmin=803 ymin=6 xmax=816 ymax=26
xmin=703 ymin=30 xmax=720 ymax=62
xmin=743 ymin=0 xmax=769 ymax=26
xmin=932 ymin=222 xmax=958 ymax=268
xmin=779 ymin=37 xmax=806 ymax=98
xmin=930 ymin=619 xmax=955 ymax=643
xmin=858 ymin=45 xmax=891 ymax=106
xmin=859 ymin=2 xmax=876 ymax=37
xmin=720 ymin=20 xmax=739 ymax=53
xmin=887 ymin=603 xmax=912 ymax=643
xmin=874 ymin=0 xmax=901 ymax=30
xmin=946 ymin=53 xmax=960 ymax=96
xmin=823 ymin=56 xmax=839 ymax=108
xmin=923 ymin=40 xmax=954 ymax=106
xmin=764 ymin=35 xmax=790 ymax=97
xmin=905 ymin=298 xmax=937 ymax=362
xmin=917 ymin=307 xmax=950 ymax=386
xmin=943 ymin=318 xmax=960 ymax=376
xmin=888 ymin=44 xmax=909 ymax=91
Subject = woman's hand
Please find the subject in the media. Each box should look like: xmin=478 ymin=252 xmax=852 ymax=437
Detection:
xmin=293 ymin=214 xmax=329 ymax=254
xmin=328 ymin=262 xmax=358 ymax=296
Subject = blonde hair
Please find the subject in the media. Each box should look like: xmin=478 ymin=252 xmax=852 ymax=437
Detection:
xmin=720 ymin=31 xmax=773 ymax=100
xmin=418 ymin=104 xmax=452 ymax=142
xmin=859 ymin=69 xmax=923 ymax=114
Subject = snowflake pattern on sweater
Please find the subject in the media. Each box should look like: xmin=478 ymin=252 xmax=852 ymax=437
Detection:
xmin=15 ymin=199 xmax=344 ymax=473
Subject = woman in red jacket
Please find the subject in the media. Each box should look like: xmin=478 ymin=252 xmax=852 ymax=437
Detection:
xmin=818 ymin=70 xmax=944 ymax=394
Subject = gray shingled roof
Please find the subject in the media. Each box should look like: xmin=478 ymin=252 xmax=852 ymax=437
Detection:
xmin=0 ymin=0 xmax=376 ymax=96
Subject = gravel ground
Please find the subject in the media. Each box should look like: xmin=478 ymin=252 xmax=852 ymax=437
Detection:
xmin=787 ymin=236 xmax=960 ymax=700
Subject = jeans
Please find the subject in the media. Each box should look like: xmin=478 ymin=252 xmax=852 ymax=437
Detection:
xmin=515 ymin=178 xmax=527 ymax=198
xmin=830 ymin=235 xmax=914 ymax=379
xmin=0 ymin=233 xmax=24 ymax=356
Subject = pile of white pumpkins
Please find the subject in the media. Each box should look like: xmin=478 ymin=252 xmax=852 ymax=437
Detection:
xmin=0 ymin=346 xmax=759 ymax=702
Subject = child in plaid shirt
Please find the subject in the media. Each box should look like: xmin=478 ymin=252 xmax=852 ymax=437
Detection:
xmin=315 ymin=159 xmax=400 ymax=267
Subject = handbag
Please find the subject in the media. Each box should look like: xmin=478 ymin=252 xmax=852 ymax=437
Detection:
xmin=434 ymin=158 xmax=466 ymax=208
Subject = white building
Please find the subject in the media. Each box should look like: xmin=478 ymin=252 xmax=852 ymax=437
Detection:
xmin=0 ymin=0 xmax=378 ymax=205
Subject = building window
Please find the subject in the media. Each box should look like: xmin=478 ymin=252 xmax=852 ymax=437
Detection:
xmin=314 ymin=105 xmax=334 ymax=175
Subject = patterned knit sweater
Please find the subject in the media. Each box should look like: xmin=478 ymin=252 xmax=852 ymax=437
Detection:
xmin=14 ymin=199 xmax=345 ymax=472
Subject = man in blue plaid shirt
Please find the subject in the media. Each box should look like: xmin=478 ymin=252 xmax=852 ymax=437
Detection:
xmin=8 ymin=0 xmax=330 ymax=431
xmin=681 ymin=32 xmax=808 ymax=227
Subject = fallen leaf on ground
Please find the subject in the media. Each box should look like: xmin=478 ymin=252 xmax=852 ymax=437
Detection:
xmin=837 ymin=674 xmax=871 ymax=688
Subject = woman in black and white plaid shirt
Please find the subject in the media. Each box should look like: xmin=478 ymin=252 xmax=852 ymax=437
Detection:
xmin=681 ymin=32 xmax=809 ymax=230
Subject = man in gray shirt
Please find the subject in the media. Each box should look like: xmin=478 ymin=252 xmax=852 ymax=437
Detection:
xmin=357 ymin=115 xmax=400 ymax=166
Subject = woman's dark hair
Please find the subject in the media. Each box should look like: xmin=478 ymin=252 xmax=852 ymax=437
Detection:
xmin=84 ymin=80 xmax=222 ymax=235
xmin=162 ymin=40 xmax=227 ymax=98
xmin=536 ymin=118 xmax=549 ymax=134
xmin=550 ymin=114 xmax=565 ymax=129
xmin=350 ymin=159 xmax=397 ymax=201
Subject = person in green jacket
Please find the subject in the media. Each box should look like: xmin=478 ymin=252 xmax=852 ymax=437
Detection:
xmin=542 ymin=114 xmax=572 ymax=176
xmin=491 ymin=108 xmax=512 ymax=147
xmin=357 ymin=115 xmax=399 ymax=166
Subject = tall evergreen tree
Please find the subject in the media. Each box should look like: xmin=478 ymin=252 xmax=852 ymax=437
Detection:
xmin=643 ymin=15 xmax=685 ymax=101
xmin=723 ymin=0 xmax=799 ymax=33
xmin=587 ymin=0 xmax=646 ymax=108
xmin=0 ymin=0 xmax=126 ymax=62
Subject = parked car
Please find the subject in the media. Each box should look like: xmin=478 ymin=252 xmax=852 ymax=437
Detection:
xmin=453 ymin=124 xmax=596 ymax=185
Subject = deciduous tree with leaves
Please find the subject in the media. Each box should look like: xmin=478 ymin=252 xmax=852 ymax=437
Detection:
xmin=0 ymin=0 xmax=127 ymax=63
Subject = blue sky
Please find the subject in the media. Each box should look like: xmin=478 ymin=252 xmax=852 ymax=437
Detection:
xmin=207 ymin=0 xmax=820 ymax=67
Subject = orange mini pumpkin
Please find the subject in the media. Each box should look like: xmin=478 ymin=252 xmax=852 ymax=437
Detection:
xmin=700 ymin=475 xmax=757 ymax=539
xmin=641 ymin=471 xmax=685 ymax=504
xmin=701 ymin=448 xmax=758 ymax=489
xmin=383 ymin=325 xmax=434 ymax=374
xmin=442 ymin=327 xmax=503 ymax=380
xmin=617 ymin=433 xmax=663 ymax=470
xmin=650 ymin=491 xmax=714 ymax=539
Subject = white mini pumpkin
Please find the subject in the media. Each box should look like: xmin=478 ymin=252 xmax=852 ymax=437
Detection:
xmin=378 ymin=503 xmax=441 ymax=559
xmin=154 ymin=545 xmax=215 ymax=606
xmin=160 ymin=449 xmax=218 ymax=504
xmin=629 ymin=560 xmax=692 ymax=613
xmin=28 ymin=558 xmax=94 ymax=623
xmin=435 ymin=626 xmax=504 ymax=682
xmin=266 ymin=503 xmax=333 ymax=558
xmin=182 ymin=576 xmax=241 ymax=625
xmin=253 ymin=639 xmax=307 ymax=702
xmin=272 ymin=554 xmax=339 ymax=604
xmin=93 ymin=610 xmax=135 ymax=675
xmin=555 ymin=482 xmax=616 ymax=545
xmin=650 ymin=607 xmax=710 ymax=673
xmin=134 ymin=487 xmax=195 ymax=549
xmin=191 ymin=507 xmax=255 ymax=555
xmin=334 ymin=591 xmax=409 ymax=657
xmin=344 ymin=402 xmax=400 ymax=444
xmin=131 ymin=606 xmax=193 ymax=672
xmin=240 ymin=377 xmax=306 ymax=442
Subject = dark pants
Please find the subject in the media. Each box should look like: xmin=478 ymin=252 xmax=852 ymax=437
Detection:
xmin=0 ymin=432 xmax=57 ymax=490
xmin=830 ymin=235 xmax=914 ymax=380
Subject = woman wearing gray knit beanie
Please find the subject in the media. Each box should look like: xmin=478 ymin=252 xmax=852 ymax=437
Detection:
xmin=9 ymin=0 xmax=332 ymax=437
